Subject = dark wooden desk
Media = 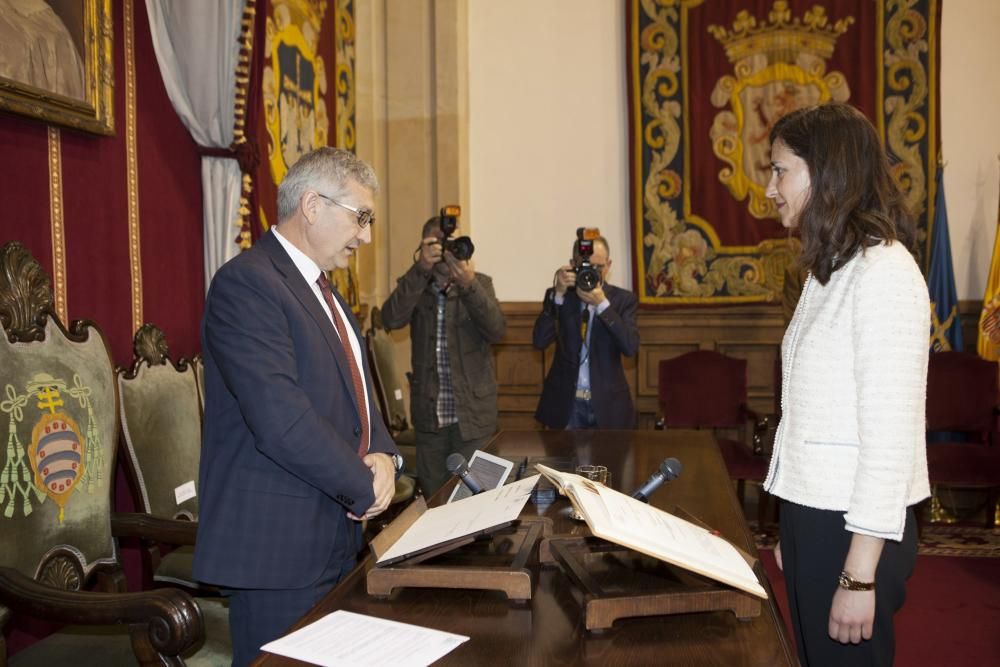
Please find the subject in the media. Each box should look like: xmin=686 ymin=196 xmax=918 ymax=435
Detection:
xmin=256 ymin=430 xmax=794 ymax=666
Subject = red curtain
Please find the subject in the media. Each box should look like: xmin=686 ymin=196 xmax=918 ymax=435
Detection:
xmin=0 ymin=0 xmax=203 ymax=364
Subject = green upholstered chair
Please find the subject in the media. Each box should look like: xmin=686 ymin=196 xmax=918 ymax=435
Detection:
xmin=191 ymin=355 xmax=205 ymax=414
xmin=364 ymin=307 xmax=417 ymax=524
xmin=366 ymin=306 xmax=417 ymax=474
xmin=117 ymin=324 xmax=204 ymax=590
xmin=0 ymin=241 xmax=228 ymax=666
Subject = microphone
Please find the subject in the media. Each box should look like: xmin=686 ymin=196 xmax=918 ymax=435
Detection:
xmin=446 ymin=453 xmax=484 ymax=495
xmin=630 ymin=457 xmax=682 ymax=503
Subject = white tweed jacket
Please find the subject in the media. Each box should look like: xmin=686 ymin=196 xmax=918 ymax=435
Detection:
xmin=764 ymin=241 xmax=931 ymax=541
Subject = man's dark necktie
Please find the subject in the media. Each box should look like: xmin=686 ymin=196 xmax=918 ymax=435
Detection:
xmin=317 ymin=273 xmax=369 ymax=457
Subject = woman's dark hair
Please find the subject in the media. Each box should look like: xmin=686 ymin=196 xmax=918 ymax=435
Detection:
xmin=769 ymin=103 xmax=916 ymax=285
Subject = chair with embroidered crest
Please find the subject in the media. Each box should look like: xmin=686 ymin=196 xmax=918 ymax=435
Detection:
xmin=117 ymin=323 xmax=209 ymax=592
xmin=0 ymin=241 xmax=231 ymax=665
xmin=655 ymin=350 xmax=772 ymax=525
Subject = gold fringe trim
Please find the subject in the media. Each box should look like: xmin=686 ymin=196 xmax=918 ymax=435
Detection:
xmin=47 ymin=126 xmax=68 ymax=323
xmin=234 ymin=0 xmax=256 ymax=250
xmin=124 ymin=0 xmax=143 ymax=331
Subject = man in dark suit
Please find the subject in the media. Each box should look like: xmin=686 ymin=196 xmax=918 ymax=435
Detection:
xmin=194 ymin=147 xmax=402 ymax=666
xmin=533 ymin=235 xmax=639 ymax=429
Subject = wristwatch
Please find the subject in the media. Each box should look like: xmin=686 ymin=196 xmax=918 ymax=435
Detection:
xmin=390 ymin=453 xmax=405 ymax=474
xmin=838 ymin=570 xmax=875 ymax=591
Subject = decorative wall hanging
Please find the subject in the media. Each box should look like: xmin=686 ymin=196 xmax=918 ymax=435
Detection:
xmin=627 ymin=0 xmax=939 ymax=305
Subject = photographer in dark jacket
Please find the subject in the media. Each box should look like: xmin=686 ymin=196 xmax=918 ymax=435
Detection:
xmin=533 ymin=233 xmax=639 ymax=429
xmin=381 ymin=215 xmax=506 ymax=494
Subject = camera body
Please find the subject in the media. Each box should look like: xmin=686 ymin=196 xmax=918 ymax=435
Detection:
xmin=438 ymin=205 xmax=474 ymax=261
xmin=572 ymin=227 xmax=602 ymax=292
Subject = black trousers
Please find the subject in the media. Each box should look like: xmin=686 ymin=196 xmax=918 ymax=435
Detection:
xmin=779 ymin=501 xmax=917 ymax=667
xmin=415 ymin=423 xmax=492 ymax=496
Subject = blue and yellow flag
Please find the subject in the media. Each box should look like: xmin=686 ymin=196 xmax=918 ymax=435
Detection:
xmin=978 ymin=172 xmax=1000 ymax=360
xmin=928 ymin=166 xmax=963 ymax=352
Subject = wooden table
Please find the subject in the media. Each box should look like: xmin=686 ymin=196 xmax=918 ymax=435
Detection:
xmin=255 ymin=430 xmax=795 ymax=666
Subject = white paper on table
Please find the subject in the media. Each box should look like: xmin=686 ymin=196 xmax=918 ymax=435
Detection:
xmin=376 ymin=475 xmax=540 ymax=565
xmin=260 ymin=610 xmax=468 ymax=667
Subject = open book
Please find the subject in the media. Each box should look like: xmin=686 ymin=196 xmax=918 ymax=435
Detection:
xmin=535 ymin=464 xmax=767 ymax=599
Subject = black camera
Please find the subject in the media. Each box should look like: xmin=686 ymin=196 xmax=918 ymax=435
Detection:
xmin=572 ymin=227 xmax=601 ymax=292
xmin=438 ymin=205 xmax=474 ymax=261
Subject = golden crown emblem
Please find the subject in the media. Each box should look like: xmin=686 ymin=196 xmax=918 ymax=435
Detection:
xmin=708 ymin=1 xmax=853 ymax=64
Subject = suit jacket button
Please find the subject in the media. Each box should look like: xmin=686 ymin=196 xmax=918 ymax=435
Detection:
xmin=354 ymin=426 xmax=361 ymax=436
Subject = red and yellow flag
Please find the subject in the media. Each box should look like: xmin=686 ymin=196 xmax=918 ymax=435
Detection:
xmin=977 ymin=165 xmax=1000 ymax=360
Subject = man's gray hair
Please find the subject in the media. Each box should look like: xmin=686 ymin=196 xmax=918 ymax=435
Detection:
xmin=276 ymin=147 xmax=379 ymax=223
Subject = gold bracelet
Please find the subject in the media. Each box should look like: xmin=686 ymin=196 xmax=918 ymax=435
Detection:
xmin=838 ymin=570 xmax=875 ymax=591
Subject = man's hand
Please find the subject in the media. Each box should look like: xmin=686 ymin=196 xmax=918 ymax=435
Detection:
xmin=417 ymin=236 xmax=442 ymax=272
xmin=553 ymin=263 xmax=576 ymax=296
xmin=347 ymin=453 xmax=396 ymax=521
xmin=829 ymin=587 xmax=876 ymax=644
xmin=443 ymin=250 xmax=475 ymax=287
xmin=578 ymin=284 xmax=606 ymax=306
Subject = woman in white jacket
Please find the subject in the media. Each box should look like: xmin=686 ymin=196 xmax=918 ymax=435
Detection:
xmin=764 ymin=103 xmax=930 ymax=666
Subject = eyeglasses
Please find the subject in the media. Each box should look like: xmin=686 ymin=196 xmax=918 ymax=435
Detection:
xmin=316 ymin=193 xmax=375 ymax=228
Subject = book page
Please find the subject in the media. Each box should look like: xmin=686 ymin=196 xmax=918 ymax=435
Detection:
xmin=376 ymin=475 xmax=539 ymax=565
xmin=536 ymin=465 xmax=766 ymax=598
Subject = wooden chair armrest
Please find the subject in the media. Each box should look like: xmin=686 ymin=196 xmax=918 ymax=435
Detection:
xmin=111 ymin=512 xmax=198 ymax=546
xmin=0 ymin=566 xmax=203 ymax=660
xmin=751 ymin=412 xmax=778 ymax=456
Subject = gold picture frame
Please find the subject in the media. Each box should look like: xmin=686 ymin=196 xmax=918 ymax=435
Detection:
xmin=0 ymin=0 xmax=114 ymax=135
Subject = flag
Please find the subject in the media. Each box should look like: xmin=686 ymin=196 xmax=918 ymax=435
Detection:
xmin=928 ymin=166 xmax=963 ymax=352
xmin=978 ymin=167 xmax=1000 ymax=360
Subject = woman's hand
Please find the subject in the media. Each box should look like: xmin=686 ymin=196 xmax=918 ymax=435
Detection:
xmin=829 ymin=587 xmax=875 ymax=643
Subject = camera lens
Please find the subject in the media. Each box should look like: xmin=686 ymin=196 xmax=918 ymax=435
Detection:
xmin=576 ymin=266 xmax=599 ymax=292
xmin=445 ymin=236 xmax=475 ymax=261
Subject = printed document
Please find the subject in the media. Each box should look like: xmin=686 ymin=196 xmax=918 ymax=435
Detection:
xmin=376 ymin=475 xmax=539 ymax=565
xmin=260 ymin=610 xmax=468 ymax=666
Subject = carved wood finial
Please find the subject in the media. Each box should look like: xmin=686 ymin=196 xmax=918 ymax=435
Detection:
xmin=133 ymin=323 xmax=170 ymax=365
xmin=0 ymin=241 xmax=53 ymax=343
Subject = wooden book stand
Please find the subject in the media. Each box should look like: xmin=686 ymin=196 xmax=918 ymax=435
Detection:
xmin=539 ymin=506 xmax=762 ymax=631
xmin=367 ymin=497 xmax=552 ymax=602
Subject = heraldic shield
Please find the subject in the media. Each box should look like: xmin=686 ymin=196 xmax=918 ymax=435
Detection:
xmin=0 ymin=242 xmax=117 ymax=580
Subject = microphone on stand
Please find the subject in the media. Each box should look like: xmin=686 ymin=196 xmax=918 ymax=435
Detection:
xmin=446 ymin=453 xmax=484 ymax=495
xmin=630 ymin=457 xmax=683 ymax=503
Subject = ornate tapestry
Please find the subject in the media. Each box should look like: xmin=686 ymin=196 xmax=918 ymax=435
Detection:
xmin=250 ymin=0 xmax=360 ymax=310
xmin=628 ymin=0 xmax=940 ymax=305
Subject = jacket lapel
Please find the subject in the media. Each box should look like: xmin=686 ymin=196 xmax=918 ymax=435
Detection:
xmin=258 ymin=232 xmax=361 ymax=414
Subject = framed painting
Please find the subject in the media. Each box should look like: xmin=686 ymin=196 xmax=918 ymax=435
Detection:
xmin=0 ymin=0 xmax=114 ymax=135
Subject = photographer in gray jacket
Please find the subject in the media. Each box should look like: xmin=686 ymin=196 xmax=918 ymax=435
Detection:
xmin=380 ymin=210 xmax=506 ymax=495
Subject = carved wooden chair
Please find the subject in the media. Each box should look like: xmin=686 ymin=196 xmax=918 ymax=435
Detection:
xmin=117 ymin=324 xmax=206 ymax=591
xmin=191 ymin=355 xmax=205 ymax=414
xmin=925 ymin=351 xmax=1000 ymax=526
xmin=0 ymin=241 xmax=228 ymax=665
xmin=655 ymin=350 xmax=772 ymax=524
xmin=365 ymin=306 xmax=417 ymax=473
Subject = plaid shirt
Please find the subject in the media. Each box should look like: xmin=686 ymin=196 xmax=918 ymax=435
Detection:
xmin=434 ymin=285 xmax=458 ymax=427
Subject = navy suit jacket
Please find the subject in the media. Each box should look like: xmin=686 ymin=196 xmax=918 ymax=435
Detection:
xmin=193 ymin=230 xmax=398 ymax=590
xmin=532 ymin=284 xmax=639 ymax=429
